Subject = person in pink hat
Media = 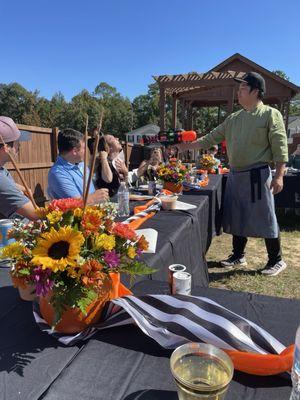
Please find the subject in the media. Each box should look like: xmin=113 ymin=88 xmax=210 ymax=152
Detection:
xmin=0 ymin=116 xmax=38 ymax=220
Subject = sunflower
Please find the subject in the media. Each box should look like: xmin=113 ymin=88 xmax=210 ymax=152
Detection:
xmin=31 ymin=227 xmax=84 ymax=272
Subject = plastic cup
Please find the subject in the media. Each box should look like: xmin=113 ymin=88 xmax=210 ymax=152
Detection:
xmin=170 ymin=343 xmax=234 ymax=400
xmin=0 ymin=219 xmax=14 ymax=247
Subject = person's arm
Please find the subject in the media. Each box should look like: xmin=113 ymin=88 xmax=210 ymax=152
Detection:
xmin=99 ymin=152 xmax=113 ymax=183
xmin=87 ymin=189 xmax=109 ymax=204
xmin=270 ymin=162 xmax=285 ymax=195
xmin=176 ymin=120 xmax=227 ymax=152
xmin=136 ymin=160 xmax=148 ymax=178
xmin=268 ymin=110 xmax=289 ymax=163
xmin=16 ymin=201 xmax=39 ymax=220
xmin=114 ymin=159 xmax=128 ymax=179
xmin=268 ymin=110 xmax=288 ymax=195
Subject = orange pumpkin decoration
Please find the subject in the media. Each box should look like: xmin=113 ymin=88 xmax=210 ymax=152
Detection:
xmin=39 ymin=272 xmax=131 ymax=333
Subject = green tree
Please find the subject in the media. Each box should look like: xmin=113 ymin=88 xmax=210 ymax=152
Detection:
xmin=94 ymin=82 xmax=132 ymax=138
xmin=0 ymin=83 xmax=41 ymax=125
xmin=272 ymin=70 xmax=290 ymax=81
xmin=63 ymin=90 xmax=102 ymax=132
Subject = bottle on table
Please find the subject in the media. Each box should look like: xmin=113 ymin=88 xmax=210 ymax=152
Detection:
xmin=117 ymin=180 xmax=130 ymax=217
xmin=290 ymin=326 xmax=300 ymax=400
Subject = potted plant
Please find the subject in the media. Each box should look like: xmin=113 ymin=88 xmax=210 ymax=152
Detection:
xmin=0 ymin=198 xmax=152 ymax=333
xmin=157 ymin=160 xmax=189 ymax=193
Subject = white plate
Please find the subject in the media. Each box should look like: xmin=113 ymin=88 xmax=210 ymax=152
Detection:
xmin=138 ymin=184 xmax=162 ymax=190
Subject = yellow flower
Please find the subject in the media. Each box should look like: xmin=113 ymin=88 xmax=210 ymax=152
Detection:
xmin=73 ymin=208 xmax=83 ymax=218
xmin=94 ymin=234 xmax=116 ymax=251
xmin=31 ymin=226 xmax=84 ymax=272
xmin=36 ymin=207 xmax=49 ymax=219
xmin=46 ymin=210 xmax=63 ymax=225
xmin=127 ymin=246 xmax=136 ymax=259
xmin=0 ymin=242 xmax=26 ymax=259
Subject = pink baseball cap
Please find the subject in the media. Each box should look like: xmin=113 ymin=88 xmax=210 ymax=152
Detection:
xmin=0 ymin=116 xmax=31 ymax=143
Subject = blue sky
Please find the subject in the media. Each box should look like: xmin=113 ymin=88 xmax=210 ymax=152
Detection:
xmin=1 ymin=0 xmax=300 ymax=101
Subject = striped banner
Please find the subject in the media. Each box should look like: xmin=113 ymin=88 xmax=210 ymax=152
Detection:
xmin=122 ymin=198 xmax=162 ymax=226
xmin=33 ymin=294 xmax=285 ymax=354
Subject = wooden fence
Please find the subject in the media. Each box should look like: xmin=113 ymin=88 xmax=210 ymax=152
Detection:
xmin=6 ymin=124 xmax=58 ymax=206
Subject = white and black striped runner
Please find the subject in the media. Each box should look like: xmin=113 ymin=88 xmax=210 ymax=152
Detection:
xmin=33 ymin=294 xmax=285 ymax=356
xmin=122 ymin=198 xmax=162 ymax=225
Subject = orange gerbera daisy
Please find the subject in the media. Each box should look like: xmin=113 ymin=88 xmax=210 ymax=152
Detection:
xmin=48 ymin=198 xmax=84 ymax=213
xmin=111 ymin=222 xmax=137 ymax=241
xmin=81 ymin=209 xmax=103 ymax=235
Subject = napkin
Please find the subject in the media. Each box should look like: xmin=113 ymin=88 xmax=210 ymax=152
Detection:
xmin=173 ymin=201 xmax=197 ymax=211
xmin=135 ymin=228 xmax=158 ymax=253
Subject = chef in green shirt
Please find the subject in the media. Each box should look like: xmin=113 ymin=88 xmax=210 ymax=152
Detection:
xmin=177 ymin=72 xmax=288 ymax=276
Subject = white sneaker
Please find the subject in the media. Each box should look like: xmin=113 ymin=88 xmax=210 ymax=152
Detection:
xmin=260 ymin=260 xmax=287 ymax=276
xmin=220 ymin=254 xmax=247 ymax=268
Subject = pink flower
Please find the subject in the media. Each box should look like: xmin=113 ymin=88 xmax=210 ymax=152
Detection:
xmin=32 ymin=267 xmax=54 ymax=297
xmin=103 ymin=250 xmax=120 ymax=268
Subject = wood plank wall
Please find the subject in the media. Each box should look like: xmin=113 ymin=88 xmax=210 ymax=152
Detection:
xmin=6 ymin=124 xmax=57 ymax=206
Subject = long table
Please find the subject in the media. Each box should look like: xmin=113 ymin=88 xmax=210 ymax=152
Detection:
xmin=0 ymin=269 xmax=298 ymax=400
xmin=275 ymin=173 xmax=300 ymax=208
xmin=134 ymin=194 xmax=210 ymax=287
xmin=184 ymin=174 xmax=223 ymax=248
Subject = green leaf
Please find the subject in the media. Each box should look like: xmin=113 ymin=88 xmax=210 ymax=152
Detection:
xmin=122 ymin=261 xmax=157 ymax=276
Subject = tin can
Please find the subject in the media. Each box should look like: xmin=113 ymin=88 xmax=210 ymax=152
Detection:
xmin=172 ymin=271 xmax=192 ymax=295
xmin=148 ymin=181 xmax=156 ymax=195
xmin=0 ymin=219 xmax=14 ymax=247
xmin=168 ymin=264 xmax=186 ymax=294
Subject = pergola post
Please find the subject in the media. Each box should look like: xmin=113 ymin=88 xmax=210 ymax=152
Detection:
xmin=172 ymin=95 xmax=178 ymax=129
xmin=284 ymin=100 xmax=290 ymax=134
xmin=226 ymin=86 xmax=235 ymax=115
xmin=159 ymin=86 xmax=166 ymax=131
xmin=187 ymin=102 xmax=193 ymax=130
xmin=217 ymin=105 xmax=221 ymax=125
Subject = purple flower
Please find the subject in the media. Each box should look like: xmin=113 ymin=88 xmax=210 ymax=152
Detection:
xmin=32 ymin=267 xmax=54 ymax=297
xmin=136 ymin=248 xmax=143 ymax=259
xmin=103 ymin=250 xmax=120 ymax=268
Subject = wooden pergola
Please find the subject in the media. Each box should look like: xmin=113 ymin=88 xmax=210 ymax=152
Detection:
xmin=154 ymin=53 xmax=300 ymax=132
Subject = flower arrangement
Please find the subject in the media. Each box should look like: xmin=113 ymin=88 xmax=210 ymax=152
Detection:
xmin=0 ymin=198 xmax=152 ymax=328
xmin=197 ymin=154 xmax=218 ymax=171
xmin=157 ymin=160 xmax=189 ymax=183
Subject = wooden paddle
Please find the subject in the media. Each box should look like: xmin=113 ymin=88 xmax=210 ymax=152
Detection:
xmin=0 ymin=134 xmax=38 ymax=209
xmin=83 ymin=110 xmax=104 ymax=209
xmin=83 ymin=114 xmax=89 ymax=196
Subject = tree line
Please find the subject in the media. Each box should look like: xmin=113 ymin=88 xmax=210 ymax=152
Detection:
xmin=0 ymin=70 xmax=298 ymax=138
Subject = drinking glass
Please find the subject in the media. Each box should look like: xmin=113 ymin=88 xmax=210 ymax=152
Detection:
xmin=170 ymin=343 xmax=234 ymax=400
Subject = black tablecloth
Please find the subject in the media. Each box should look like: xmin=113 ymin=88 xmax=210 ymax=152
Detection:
xmin=184 ymin=175 xmax=223 ymax=248
xmin=127 ymin=195 xmax=210 ymax=288
xmin=0 ymin=271 xmax=298 ymax=400
xmin=275 ymin=173 xmax=300 ymax=208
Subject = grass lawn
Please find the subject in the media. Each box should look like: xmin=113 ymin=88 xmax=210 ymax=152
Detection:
xmin=207 ymin=210 xmax=300 ymax=299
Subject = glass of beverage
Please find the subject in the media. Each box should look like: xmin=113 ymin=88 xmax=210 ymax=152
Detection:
xmin=170 ymin=343 xmax=234 ymax=400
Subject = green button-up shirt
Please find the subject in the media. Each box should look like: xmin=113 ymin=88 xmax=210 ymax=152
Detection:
xmin=199 ymin=102 xmax=288 ymax=168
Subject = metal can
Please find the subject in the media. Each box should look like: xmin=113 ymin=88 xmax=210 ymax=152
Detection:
xmin=172 ymin=271 xmax=192 ymax=295
xmin=168 ymin=264 xmax=186 ymax=293
xmin=148 ymin=181 xmax=156 ymax=195
xmin=0 ymin=219 xmax=14 ymax=247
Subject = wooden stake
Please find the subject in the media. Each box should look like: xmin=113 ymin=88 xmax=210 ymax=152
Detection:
xmin=83 ymin=133 xmax=100 ymax=210
xmin=0 ymin=135 xmax=38 ymax=209
xmin=83 ymin=114 xmax=89 ymax=196
xmin=83 ymin=109 xmax=104 ymax=209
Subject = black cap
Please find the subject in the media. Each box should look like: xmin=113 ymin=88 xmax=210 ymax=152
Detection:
xmin=234 ymin=72 xmax=266 ymax=93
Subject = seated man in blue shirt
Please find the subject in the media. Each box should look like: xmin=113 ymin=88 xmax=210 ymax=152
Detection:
xmin=48 ymin=129 xmax=109 ymax=203
xmin=0 ymin=116 xmax=38 ymax=220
